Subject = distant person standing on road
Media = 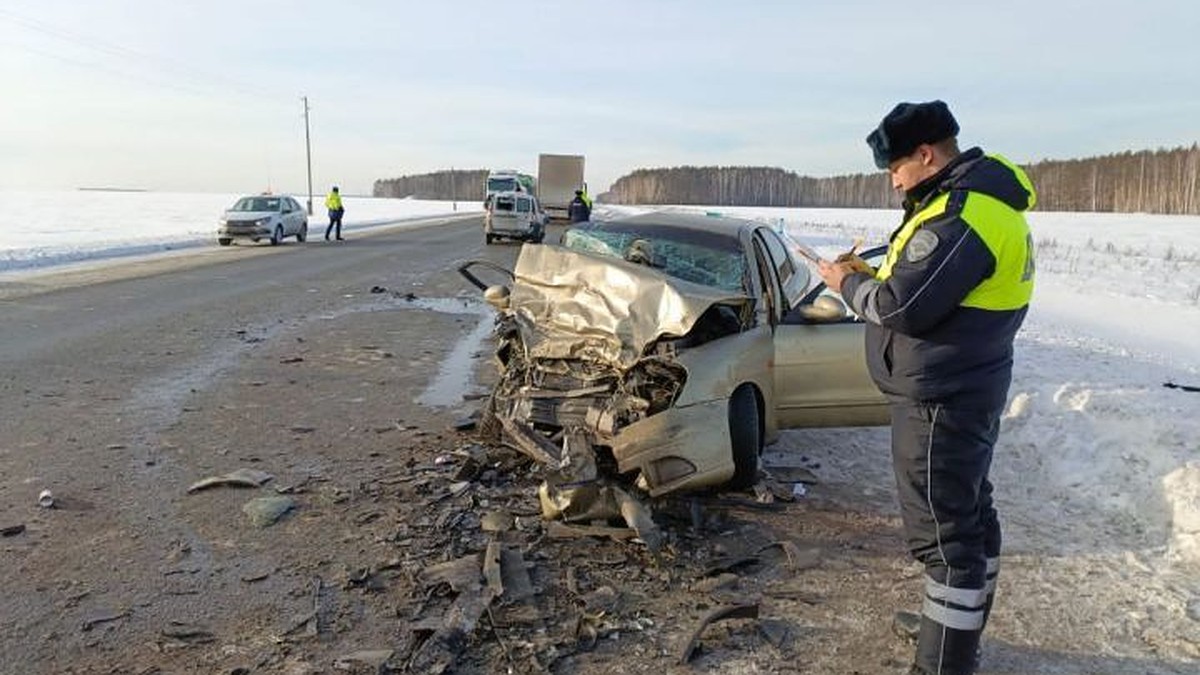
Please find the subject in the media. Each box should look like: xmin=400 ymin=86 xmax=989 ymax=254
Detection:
xmin=567 ymin=189 xmax=591 ymax=223
xmin=818 ymin=100 xmax=1037 ymax=675
xmin=325 ymin=186 xmax=345 ymax=241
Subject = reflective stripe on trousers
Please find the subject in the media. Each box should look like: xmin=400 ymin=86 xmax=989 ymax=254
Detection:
xmin=891 ymin=401 xmax=1002 ymax=674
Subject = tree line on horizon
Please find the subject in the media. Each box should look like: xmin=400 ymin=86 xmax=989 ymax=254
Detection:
xmin=373 ymin=144 xmax=1200 ymax=215
xmin=373 ymin=169 xmax=490 ymax=202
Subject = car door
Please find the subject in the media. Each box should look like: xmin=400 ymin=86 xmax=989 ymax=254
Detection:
xmin=771 ymin=242 xmax=889 ymax=429
xmin=516 ymin=195 xmax=532 ymax=232
xmin=292 ymin=198 xmax=306 ymax=231
xmin=280 ymin=198 xmax=297 ymax=235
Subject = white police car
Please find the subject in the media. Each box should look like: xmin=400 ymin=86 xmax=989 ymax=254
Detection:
xmin=217 ymin=194 xmax=308 ymax=246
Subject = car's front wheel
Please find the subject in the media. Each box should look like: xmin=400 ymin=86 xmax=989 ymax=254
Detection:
xmin=270 ymin=225 xmax=283 ymax=246
xmin=485 ymin=233 xmax=495 ymax=245
xmin=727 ymin=385 xmax=762 ymax=489
xmin=296 ymin=222 xmax=307 ymax=242
xmin=218 ymin=238 xmax=232 ymax=246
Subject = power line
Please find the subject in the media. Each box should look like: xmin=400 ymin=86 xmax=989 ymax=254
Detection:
xmin=0 ymin=7 xmax=289 ymax=103
xmin=6 ymin=40 xmax=234 ymax=101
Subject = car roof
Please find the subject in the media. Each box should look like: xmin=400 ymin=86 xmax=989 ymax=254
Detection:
xmin=598 ymin=211 xmax=761 ymax=238
xmin=612 ymin=211 xmax=756 ymax=232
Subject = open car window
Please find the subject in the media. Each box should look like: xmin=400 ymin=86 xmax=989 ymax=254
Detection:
xmin=790 ymin=244 xmax=888 ymax=323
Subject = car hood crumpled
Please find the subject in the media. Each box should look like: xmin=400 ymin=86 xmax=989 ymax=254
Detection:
xmin=508 ymin=245 xmax=753 ymax=368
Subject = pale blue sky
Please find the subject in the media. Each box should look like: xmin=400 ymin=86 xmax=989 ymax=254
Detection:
xmin=2 ymin=0 xmax=1197 ymax=195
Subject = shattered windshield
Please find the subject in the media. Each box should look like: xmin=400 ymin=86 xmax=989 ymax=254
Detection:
xmin=561 ymin=221 xmax=748 ymax=293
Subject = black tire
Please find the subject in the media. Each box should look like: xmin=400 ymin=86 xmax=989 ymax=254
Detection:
xmin=218 ymin=238 xmax=232 ymax=246
xmin=727 ymin=385 xmax=762 ymax=489
xmin=485 ymin=233 xmax=495 ymax=245
xmin=270 ymin=225 xmax=283 ymax=246
xmin=296 ymin=222 xmax=307 ymax=242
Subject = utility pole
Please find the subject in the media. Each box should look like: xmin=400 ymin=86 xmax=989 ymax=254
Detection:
xmin=303 ymin=96 xmax=313 ymax=215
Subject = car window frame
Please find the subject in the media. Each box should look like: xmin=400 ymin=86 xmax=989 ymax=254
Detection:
xmin=750 ymin=238 xmax=780 ymax=326
xmin=756 ymin=228 xmax=809 ymax=310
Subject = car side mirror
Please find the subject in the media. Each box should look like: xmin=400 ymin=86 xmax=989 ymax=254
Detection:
xmin=484 ymin=285 xmax=511 ymax=310
xmin=797 ymin=295 xmax=848 ymax=322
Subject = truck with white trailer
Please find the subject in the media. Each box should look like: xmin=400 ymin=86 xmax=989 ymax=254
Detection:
xmin=536 ymin=154 xmax=585 ymax=221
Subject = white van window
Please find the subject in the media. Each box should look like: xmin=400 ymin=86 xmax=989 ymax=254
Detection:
xmin=517 ymin=198 xmax=531 ymax=213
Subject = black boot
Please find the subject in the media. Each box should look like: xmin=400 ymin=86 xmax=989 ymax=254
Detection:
xmin=913 ymin=614 xmax=981 ymax=675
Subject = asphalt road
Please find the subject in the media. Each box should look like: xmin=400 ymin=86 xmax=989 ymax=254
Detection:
xmin=0 ymin=214 xmax=540 ymax=670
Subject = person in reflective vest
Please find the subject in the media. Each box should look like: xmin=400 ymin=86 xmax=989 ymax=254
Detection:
xmin=325 ymin=186 xmax=345 ymax=241
xmin=567 ymin=189 xmax=591 ymax=223
xmin=819 ymin=100 xmax=1036 ymax=675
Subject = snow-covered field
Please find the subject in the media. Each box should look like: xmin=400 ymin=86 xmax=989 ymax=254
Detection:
xmin=0 ymin=190 xmax=482 ymax=272
xmin=6 ymin=189 xmax=1199 ymax=583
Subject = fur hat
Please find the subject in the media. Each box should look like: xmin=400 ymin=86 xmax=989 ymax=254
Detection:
xmin=866 ymin=100 xmax=959 ymax=169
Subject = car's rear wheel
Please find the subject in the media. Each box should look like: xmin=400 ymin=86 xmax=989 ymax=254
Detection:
xmin=296 ymin=222 xmax=307 ymax=242
xmin=485 ymin=233 xmax=495 ymax=245
xmin=218 ymin=238 xmax=232 ymax=246
xmin=728 ymin=385 xmax=762 ymax=489
xmin=270 ymin=225 xmax=283 ymax=246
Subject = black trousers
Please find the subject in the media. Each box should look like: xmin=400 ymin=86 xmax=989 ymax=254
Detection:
xmin=891 ymin=400 xmax=1002 ymax=675
xmin=325 ymin=209 xmax=344 ymax=239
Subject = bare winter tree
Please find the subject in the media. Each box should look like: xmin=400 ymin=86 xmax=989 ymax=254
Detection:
xmin=598 ymin=144 xmax=1199 ymax=214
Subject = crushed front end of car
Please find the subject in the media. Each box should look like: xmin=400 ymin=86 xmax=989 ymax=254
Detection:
xmin=461 ymin=245 xmax=755 ymax=546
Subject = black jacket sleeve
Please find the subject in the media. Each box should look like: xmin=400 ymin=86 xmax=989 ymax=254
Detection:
xmin=842 ymin=213 xmax=995 ymax=337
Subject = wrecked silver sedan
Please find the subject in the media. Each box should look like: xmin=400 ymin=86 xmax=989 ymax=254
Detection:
xmin=460 ymin=212 xmax=888 ymax=501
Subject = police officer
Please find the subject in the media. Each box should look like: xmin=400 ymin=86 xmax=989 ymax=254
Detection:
xmin=818 ymin=100 xmax=1036 ymax=675
xmin=325 ymin=186 xmax=345 ymax=241
xmin=567 ymin=189 xmax=591 ymax=223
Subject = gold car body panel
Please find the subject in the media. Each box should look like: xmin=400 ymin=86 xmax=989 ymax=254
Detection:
xmin=611 ymin=398 xmax=734 ymax=497
xmin=772 ymin=321 xmax=889 ymax=427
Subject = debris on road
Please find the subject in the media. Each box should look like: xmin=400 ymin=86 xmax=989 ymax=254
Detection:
xmin=81 ymin=608 xmax=130 ymax=632
xmin=160 ymin=621 xmax=215 ymax=644
xmin=241 ymin=496 xmax=295 ymax=527
xmin=37 ymin=489 xmax=54 ymax=508
xmin=334 ymin=649 xmax=394 ymax=671
xmin=1 ymin=523 xmax=26 ymax=537
xmin=187 ymin=468 xmax=274 ymax=493
xmin=677 ymin=602 xmax=760 ymax=665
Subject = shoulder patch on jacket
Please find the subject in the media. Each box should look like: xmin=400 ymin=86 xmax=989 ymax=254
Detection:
xmin=905 ymin=229 xmax=940 ymax=262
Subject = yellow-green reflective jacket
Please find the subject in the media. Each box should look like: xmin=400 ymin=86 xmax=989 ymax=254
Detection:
xmin=841 ymin=148 xmax=1037 ymax=408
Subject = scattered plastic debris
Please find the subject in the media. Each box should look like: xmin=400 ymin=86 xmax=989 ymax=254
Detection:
xmin=187 ymin=469 xmax=274 ymax=494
